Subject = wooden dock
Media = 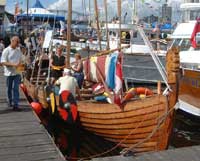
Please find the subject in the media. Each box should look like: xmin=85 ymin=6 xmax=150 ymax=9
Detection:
xmin=0 ymin=69 xmax=65 ymax=160
xmin=92 ymin=145 xmax=200 ymax=161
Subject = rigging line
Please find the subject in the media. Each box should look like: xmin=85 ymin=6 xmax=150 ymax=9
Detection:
xmin=66 ymin=109 xmax=149 ymax=161
xmin=137 ymin=26 xmax=171 ymax=91
xmin=30 ymin=41 xmax=42 ymax=82
xmin=47 ymin=12 xmax=57 ymax=85
xmin=121 ymin=102 xmax=175 ymax=155
xmin=67 ymin=99 xmax=175 ymax=160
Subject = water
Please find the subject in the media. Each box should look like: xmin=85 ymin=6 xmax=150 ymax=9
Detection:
xmin=170 ymin=110 xmax=200 ymax=148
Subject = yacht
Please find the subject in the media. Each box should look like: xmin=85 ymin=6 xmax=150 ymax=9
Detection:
xmin=171 ymin=0 xmax=200 ymax=117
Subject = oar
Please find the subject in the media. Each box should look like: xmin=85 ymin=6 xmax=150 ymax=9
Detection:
xmin=50 ymin=92 xmax=56 ymax=114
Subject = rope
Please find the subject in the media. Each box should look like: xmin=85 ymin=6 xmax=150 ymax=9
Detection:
xmin=66 ymin=109 xmax=148 ymax=161
xmin=65 ymin=99 xmax=175 ymax=160
xmin=121 ymin=99 xmax=175 ymax=155
xmin=137 ymin=25 xmax=171 ymax=91
xmin=47 ymin=13 xmax=57 ymax=85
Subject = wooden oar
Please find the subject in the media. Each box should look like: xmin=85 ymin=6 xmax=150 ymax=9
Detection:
xmin=50 ymin=92 xmax=56 ymax=114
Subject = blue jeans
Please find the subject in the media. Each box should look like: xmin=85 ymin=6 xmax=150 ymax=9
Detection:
xmin=6 ymin=74 xmax=21 ymax=107
xmin=73 ymin=72 xmax=84 ymax=89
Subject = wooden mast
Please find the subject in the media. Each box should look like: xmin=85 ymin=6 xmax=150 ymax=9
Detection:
xmin=66 ymin=0 xmax=72 ymax=68
xmin=117 ymin=0 xmax=122 ymax=48
xmin=104 ymin=0 xmax=109 ymax=50
xmin=94 ymin=0 xmax=102 ymax=51
xmin=26 ymin=0 xmax=29 ymax=34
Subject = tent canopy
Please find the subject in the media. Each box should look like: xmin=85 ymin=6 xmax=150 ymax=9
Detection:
xmin=16 ymin=0 xmax=65 ymax=21
xmin=32 ymin=0 xmax=45 ymax=8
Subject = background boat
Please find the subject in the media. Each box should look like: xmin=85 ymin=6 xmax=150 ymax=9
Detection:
xmin=171 ymin=0 xmax=200 ymax=117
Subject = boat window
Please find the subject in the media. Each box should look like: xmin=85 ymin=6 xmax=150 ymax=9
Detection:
xmin=190 ymin=10 xmax=200 ymax=21
xmin=172 ymin=39 xmax=190 ymax=51
xmin=172 ymin=39 xmax=181 ymax=47
xmin=180 ymin=39 xmax=191 ymax=51
xmin=181 ymin=63 xmax=200 ymax=71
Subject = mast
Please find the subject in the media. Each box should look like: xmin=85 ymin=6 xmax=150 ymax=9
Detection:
xmin=88 ymin=0 xmax=91 ymax=26
xmin=94 ymin=0 xmax=102 ymax=51
xmin=117 ymin=0 xmax=122 ymax=48
xmin=26 ymin=0 xmax=29 ymax=34
xmin=66 ymin=0 xmax=72 ymax=68
xmin=104 ymin=0 xmax=110 ymax=50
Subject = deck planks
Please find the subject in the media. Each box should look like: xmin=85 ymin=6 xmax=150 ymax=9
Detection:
xmin=0 ymin=69 xmax=65 ymax=161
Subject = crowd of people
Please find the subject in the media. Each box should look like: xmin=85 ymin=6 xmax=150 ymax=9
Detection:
xmin=0 ymin=35 xmax=84 ymax=111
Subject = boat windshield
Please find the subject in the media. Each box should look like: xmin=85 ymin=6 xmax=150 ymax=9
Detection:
xmin=173 ymin=39 xmax=191 ymax=51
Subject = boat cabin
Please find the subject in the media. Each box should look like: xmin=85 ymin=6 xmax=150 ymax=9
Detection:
xmin=171 ymin=21 xmax=200 ymax=70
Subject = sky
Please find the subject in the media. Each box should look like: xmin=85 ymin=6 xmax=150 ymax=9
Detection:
xmin=5 ymin=0 xmax=181 ymax=22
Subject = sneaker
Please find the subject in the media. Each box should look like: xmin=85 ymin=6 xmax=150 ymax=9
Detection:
xmin=7 ymin=101 xmax=12 ymax=107
xmin=13 ymin=106 xmax=22 ymax=111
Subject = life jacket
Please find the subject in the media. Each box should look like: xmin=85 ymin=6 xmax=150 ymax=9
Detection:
xmin=58 ymin=90 xmax=78 ymax=124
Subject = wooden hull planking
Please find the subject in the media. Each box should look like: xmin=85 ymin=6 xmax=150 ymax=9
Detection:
xmin=77 ymin=94 xmax=173 ymax=152
xmin=179 ymin=69 xmax=200 ymax=110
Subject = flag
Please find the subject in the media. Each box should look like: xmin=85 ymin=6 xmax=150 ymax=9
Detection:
xmin=190 ymin=19 xmax=200 ymax=48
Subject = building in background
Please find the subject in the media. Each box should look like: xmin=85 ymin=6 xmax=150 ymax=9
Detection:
xmin=143 ymin=15 xmax=159 ymax=24
xmin=180 ymin=0 xmax=200 ymax=22
xmin=0 ymin=0 xmax=6 ymax=26
xmin=162 ymin=3 xmax=172 ymax=23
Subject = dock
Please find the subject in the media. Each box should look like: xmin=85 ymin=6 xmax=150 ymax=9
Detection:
xmin=92 ymin=145 xmax=200 ymax=161
xmin=0 ymin=69 xmax=65 ymax=161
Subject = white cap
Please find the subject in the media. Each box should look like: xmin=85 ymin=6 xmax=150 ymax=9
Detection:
xmin=63 ymin=68 xmax=71 ymax=75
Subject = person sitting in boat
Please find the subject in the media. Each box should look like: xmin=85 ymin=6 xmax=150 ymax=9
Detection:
xmin=55 ymin=68 xmax=81 ymax=100
xmin=50 ymin=44 xmax=66 ymax=83
xmin=71 ymin=53 xmax=84 ymax=89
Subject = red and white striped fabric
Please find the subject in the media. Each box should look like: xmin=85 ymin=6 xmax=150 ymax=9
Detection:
xmin=83 ymin=52 xmax=123 ymax=106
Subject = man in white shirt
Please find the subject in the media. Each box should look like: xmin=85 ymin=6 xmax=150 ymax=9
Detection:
xmin=56 ymin=68 xmax=81 ymax=100
xmin=1 ymin=36 xmax=22 ymax=111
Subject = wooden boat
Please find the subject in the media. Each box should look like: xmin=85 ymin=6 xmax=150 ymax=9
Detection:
xmin=76 ymin=47 xmax=179 ymax=153
xmin=22 ymin=0 xmax=179 ymax=155
xmin=22 ymin=46 xmax=180 ymax=154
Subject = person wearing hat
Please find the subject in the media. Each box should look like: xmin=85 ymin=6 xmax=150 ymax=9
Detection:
xmin=50 ymin=44 xmax=66 ymax=83
xmin=55 ymin=68 xmax=81 ymax=100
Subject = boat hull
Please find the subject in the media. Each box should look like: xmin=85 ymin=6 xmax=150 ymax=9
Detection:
xmin=179 ymin=68 xmax=200 ymax=116
xmin=77 ymin=95 xmax=173 ymax=153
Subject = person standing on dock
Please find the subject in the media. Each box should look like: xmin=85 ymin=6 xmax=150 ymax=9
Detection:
xmin=1 ymin=36 xmax=22 ymax=111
